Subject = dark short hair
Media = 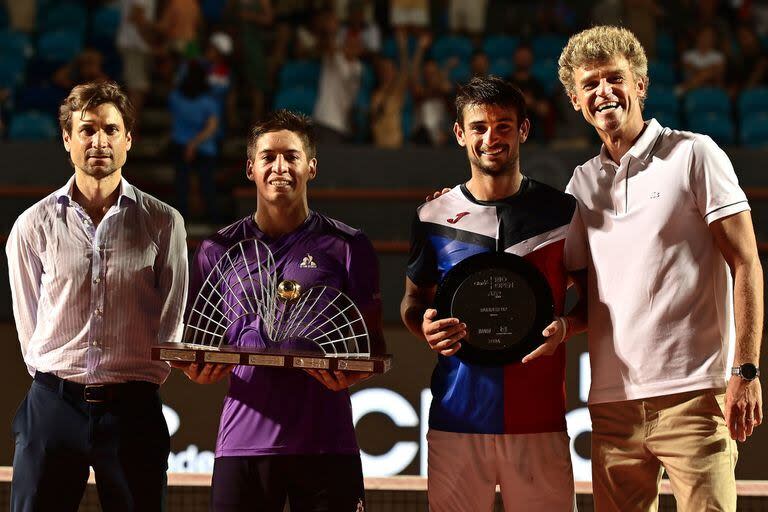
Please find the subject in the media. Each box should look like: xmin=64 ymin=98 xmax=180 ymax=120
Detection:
xmin=58 ymin=81 xmax=135 ymax=133
xmin=455 ymin=75 xmax=528 ymax=127
xmin=247 ymin=110 xmax=317 ymax=160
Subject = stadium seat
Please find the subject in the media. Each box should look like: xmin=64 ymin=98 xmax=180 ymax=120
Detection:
xmin=656 ymin=32 xmax=676 ymax=63
xmin=644 ymin=86 xmax=679 ymax=116
xmin=489 ymin=58 xmax=513 ymax=79
xmin=531 ymin=59 xmax=559 ymax=95
xmin=8 ymin=111 xmax=58 ymax=140
xmin=648 ymin=60 xmax=676 ymax=87
xmin=687 ymin=112 xmax=735 ymax=145
xmin=381 ymin=35 xmax=417 ymax=61
xmin=277 ymin=60 xmax=321 ymax=91
xmin=738 ymin=87 xmax=768 ymax=118
xmin=741 ymin=113 xmax=768 ymax=147
xmin=531 ymin=34 xmax=568 ymax=60
xmin=0 ymin=55 xmax=25 ymax=89
xmin=273 ymin=86 xmax=317 ymax=116
xmin=448 ymin=61 xmax=471 ymax=85
xmin=430 ymin=35 xmax=473 ymax=64
xmin=360 ymin=62 xmax=375 ymax=93
xmin=41 ymin=3 xmax=87 ymax=34
xmin=0 ymin=30 xmax=32 ymax=58
xmin=684 ymin=87 xmax=731 ymax=116
xmin=15 ymin=84 xmax=66 ymax=113
xmin=89 ymin=5 xmax=122 ymax=48
xmin=647 ymin=111 xmax=681 ymax=130
xmin=37 ymin=29 xmax=83 ymax=64
xmin=483 ymin=35 xmax=519 ymax=61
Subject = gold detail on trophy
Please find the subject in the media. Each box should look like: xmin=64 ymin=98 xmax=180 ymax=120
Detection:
xmin=277 ymin=280 xmax=302 ymax=300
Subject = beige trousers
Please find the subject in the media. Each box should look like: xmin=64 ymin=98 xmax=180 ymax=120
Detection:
xmin=589 ymin=388 xmax=738 ymax=512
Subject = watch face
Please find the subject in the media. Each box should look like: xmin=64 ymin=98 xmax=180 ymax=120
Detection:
xmin=741 ymin=363 xmax=759 ymax=380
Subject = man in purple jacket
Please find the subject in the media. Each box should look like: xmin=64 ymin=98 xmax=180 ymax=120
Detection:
xmin=175 ymin=110 xmax=385 ymax=512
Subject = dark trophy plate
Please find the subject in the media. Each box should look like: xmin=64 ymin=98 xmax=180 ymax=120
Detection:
xmin=434 ymin=252 xmax=554 ymax=366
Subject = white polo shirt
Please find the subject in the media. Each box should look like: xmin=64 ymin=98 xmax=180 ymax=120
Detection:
xmin=565 ymin=119 xmax=749 ymax=404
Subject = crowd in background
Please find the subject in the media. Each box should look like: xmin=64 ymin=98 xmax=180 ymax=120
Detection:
xmin=1 ymin=1 xmax=768 ymax=145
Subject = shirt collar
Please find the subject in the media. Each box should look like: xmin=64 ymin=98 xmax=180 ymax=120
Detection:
xmin=55 ymin=175 xmax=137 ymax=207
xmin=598 ymin=118 xmax=664 ymax=169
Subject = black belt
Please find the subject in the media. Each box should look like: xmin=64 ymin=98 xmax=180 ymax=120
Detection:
xmin=34 ymin=372 xmax=159 ymax=404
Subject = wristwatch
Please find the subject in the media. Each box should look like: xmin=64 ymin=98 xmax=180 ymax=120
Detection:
xmin=731 ymin=363 xmax=760 ymax=381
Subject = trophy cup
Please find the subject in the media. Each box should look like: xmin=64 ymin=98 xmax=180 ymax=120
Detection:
xmin=433 ymin=251 xmax=554 ymax=365
xmin=152 ymin=239 xmax=392 ymax=373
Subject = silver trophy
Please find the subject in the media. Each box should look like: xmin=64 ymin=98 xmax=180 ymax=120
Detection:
xmin=152 ymin=239 xmax=391 ymax=373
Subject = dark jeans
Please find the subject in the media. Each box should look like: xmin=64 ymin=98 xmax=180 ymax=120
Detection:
xmin=211 ymin=454 xmax=365 ymax=512
xmin=171 ymin=142 xmax=219 ymax=222
xmin=11 ymin=373 xmax=170 ymax=512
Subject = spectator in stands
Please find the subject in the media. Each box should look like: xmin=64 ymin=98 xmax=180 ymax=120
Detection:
xmin=509 ymin=45 xmax=554 ymax=141
xmin=232 ymin=0 xmax=274 ymax=124
xmin=339 ymin=0 xmax=382 ymax=61
xmin=313 ymin=19 xmax=364 ymax=143
xmin=729 ymin=24 xmax=768 ymax=96
xmin=5 ymin=0 xmax=35 ymax=33
xmin=169 ymin=59 xmax=220 ymax=222
xmin=53 ymin=49 xmax=110 ymax=91
xmin=624 ymin=0 xmax=662 ymax=59
xmin=157 ymin=0 xmax=202 ymax=56
xmin=117 ymin=0 xmax=159 ymax=132
xmin=448 ymin=0 xmax=488 ymax=42
xmin=680 ymin=25 xmax=726 ymax=95
xmin=203 ymin=32 xmax=235 ymax=139
xmin=370 ymin=30 xmax=410 ymax=148
xmin=470 ymin=50 xmax=490 ymax=78
xmin=295 ymin=7 xmax=338 ymax=59
xmin=389 ymin=0 xmax=430 ymax=35
xmin=411 ymin=35 xmax=453 ymax=146
xmin=269 ymin=1 xmax=313 ymax=89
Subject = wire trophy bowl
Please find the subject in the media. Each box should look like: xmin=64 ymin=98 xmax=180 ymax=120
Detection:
xmin=434 ymin=251 xmax=554 ymax=366
xmin=152 ymin=239 xmax=392 ymax=373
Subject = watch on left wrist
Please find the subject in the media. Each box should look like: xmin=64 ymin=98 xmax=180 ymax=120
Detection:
xmin=732 ymin=363 xmax=760 ymax=381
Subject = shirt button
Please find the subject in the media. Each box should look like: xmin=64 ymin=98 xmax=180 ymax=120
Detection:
xmin=92 ymin=340 xmax=99 ymax=347
xmin=94 ymin=308 xmax=102 ymax=316
xmin=93 ymin=277 xmax=101 ymax=284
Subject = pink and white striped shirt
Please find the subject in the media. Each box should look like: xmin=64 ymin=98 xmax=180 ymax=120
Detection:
xmin=6 ymin=176 xmax=187 ymax=385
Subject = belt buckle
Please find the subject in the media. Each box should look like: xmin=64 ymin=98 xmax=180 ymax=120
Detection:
xmin=84 ymin=385 xmax=108 ymax=403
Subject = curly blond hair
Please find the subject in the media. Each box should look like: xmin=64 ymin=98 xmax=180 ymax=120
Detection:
xmin=558 ymin=26 xmax=648 ymax=102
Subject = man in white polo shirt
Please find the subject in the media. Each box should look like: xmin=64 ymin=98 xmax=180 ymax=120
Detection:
xmin=556 ymin=26 xmax=763 ymax=511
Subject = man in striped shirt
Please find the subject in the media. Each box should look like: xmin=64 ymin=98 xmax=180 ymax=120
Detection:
xmin=6 ymin=81 xmax=187 ymax=512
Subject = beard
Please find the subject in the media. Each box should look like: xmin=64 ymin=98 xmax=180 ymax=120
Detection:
xmin=78 ymin=151 xmax=121 ymax=179
xmin=468 ymin=148 xmax=519 ymax=177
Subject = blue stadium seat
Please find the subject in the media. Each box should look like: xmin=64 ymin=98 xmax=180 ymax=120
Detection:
xmin=37 ymin=29 xmax=83 ymax=64
xmin=402 ymin=91 xmax=414 ymax=139
xmin=531 ymin=59 xmax=559 ymax=95
xmin=687 ymin=112 xmax=735 ymax=145
xmin=448 ymin=61 xmax=471 ymax=85
xmin=741 ymin=113 xmax=768 ymax=147
xmin=430 ymin=35 xmax=473 ymax=64
xmin=489 ymin=58 xmax=513 ymax=79
xmin=278 ymin=60 xmax=321 ymax=91
xmin=16 ymin=84 xmax=66 ymax=113
xmin=644 ymin=86 xmax=679 ymax=116
xmin=684 ymin=87 xmax=731 ymax=116
xmin=648 ymin=60 xmax=676 ymax=87
xmin=91 ymin=5 xmax=121 ymax=40
xmin=41 ymin=3 xmax=87 ymax=34
xmin=531 ymin=34 xmax=568 ymax=60
xmin=0 ymin=55 xmax=25 ymax=88
xmin=656 ymin=32 xmax=676 ymax=63
xmin=0 ymin=30 xmax=32 ymax=58
xmin=483 ymin=35 xmax=519 ymax=61
xmin=738 ymin=87 xmax=768 ymax=118
xmin=8 ymin=111 xmax=58 ymax=140
xmin=381 ymin=35 xmax=418 ymax=61
xmin=273 ymin=86 xmax=317 ymax=116
xmin=647 ymin=110 xmax=681 ymax=130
